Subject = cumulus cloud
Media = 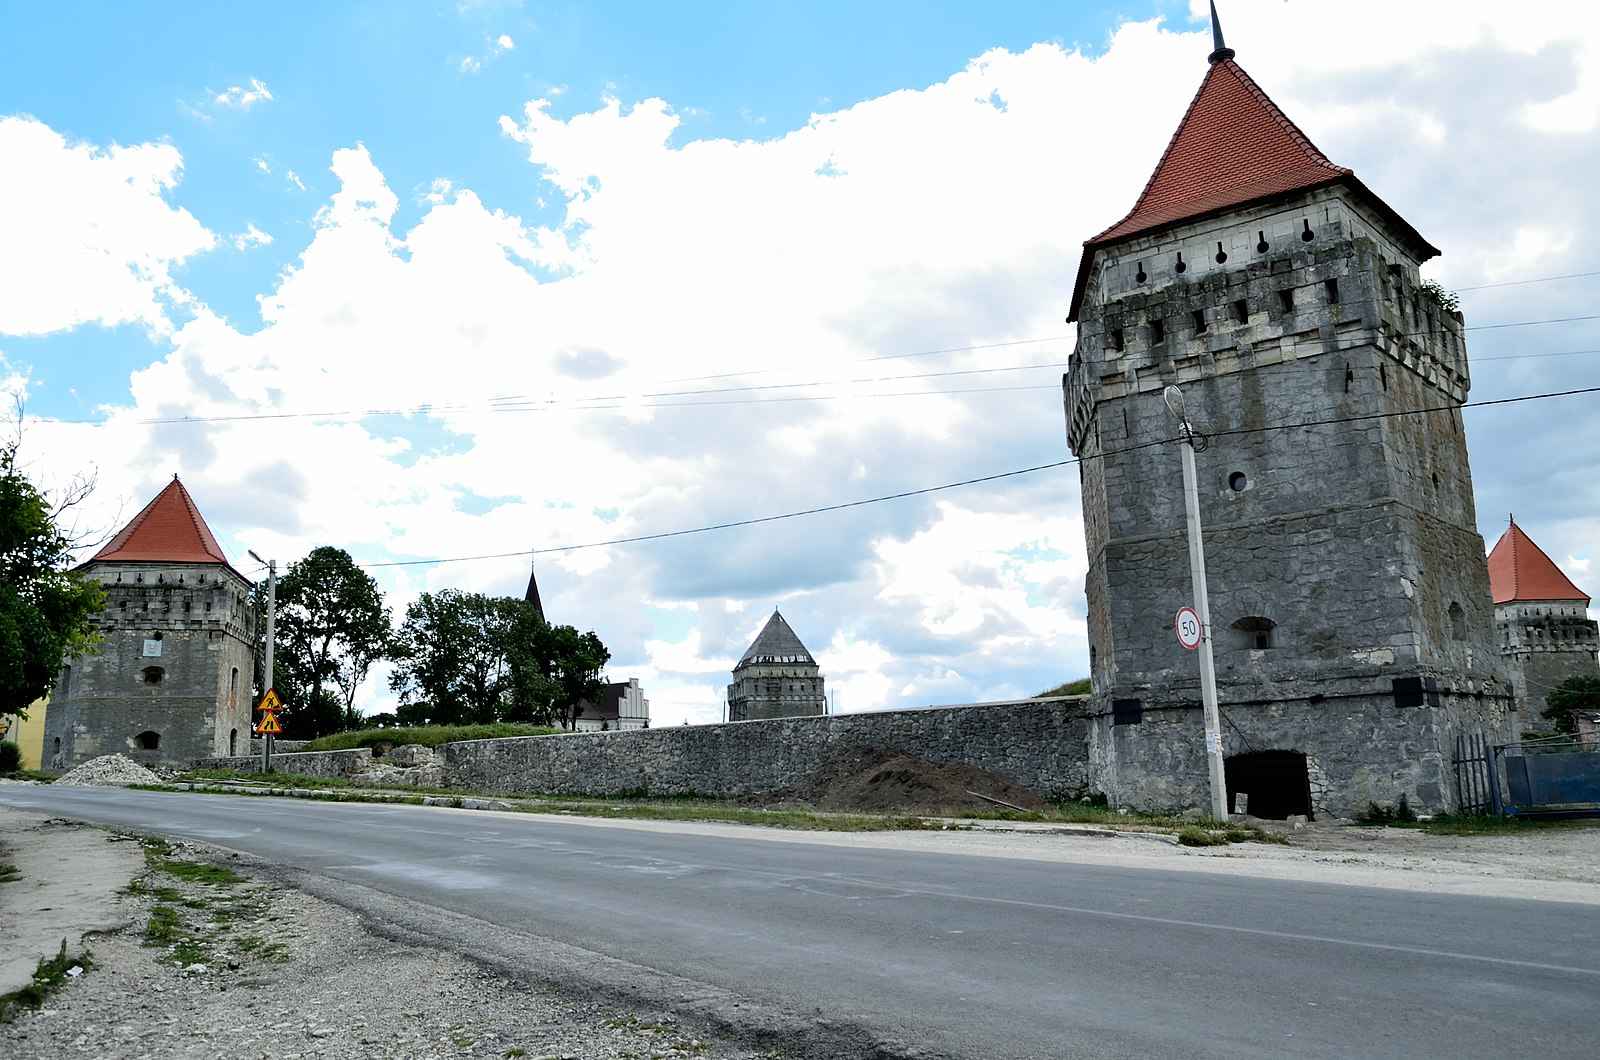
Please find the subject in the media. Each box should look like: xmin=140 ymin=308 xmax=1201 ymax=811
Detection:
xmin=213 ymin=78 xmax=274 ymax=111
xmin=232 ymin=223 xmax=274 ymax=250
xmin=0 ymin=117 xmax=215 ymax=336
xmin=461 ymin=33 xmax=516 ymax=73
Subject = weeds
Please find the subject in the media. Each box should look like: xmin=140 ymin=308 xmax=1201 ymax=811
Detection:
xmin=1356 ymin=795 xmax=1418 ymax=825
xmin=0 ymin=941 xmax=92 ymax=1023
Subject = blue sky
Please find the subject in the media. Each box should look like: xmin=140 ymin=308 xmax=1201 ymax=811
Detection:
xmin=3 ymin=1 xmax=1597 ymax=724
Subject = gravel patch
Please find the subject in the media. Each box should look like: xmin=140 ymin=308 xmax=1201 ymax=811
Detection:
xmin=3 ymin=837 xmax=786 ymax=1060
xmin=53 ymin=755 xmax=163 ymax=788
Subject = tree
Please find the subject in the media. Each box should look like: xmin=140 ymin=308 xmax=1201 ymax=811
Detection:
xmin=537 ymin=622 xmax=610 ymax=729
xmin=0 ymin=443 xmax=104 ymax=719
xmin=275 ymin=546 xmax=391 ymax=734
xmin=389 ymin=591 xmax=609 ymax=728
xmin=1542 ymin=674 xmax=1600 ymax=734
xmin=389 ymin=590 xmax=517 ymax=725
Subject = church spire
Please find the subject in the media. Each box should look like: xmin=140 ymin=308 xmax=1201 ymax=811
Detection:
xmin=1208 ymin=1 xmax=1236 ymax=64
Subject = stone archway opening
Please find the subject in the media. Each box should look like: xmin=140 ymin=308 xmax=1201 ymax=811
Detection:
xmin=1226 ymin=750 xmax=1313 ymax=820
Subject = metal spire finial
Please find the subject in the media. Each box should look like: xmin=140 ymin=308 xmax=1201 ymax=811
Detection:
xmin=1208 ymin=1 xmax=1236 ymax=64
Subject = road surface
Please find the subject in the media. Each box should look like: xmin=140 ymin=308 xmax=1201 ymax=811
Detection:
xmin=3 ymin=786 xmax=1596 ymax=1059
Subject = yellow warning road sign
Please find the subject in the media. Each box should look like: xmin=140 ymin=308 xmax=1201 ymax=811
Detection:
xmin=258 ymin=688 xmax=282 ymax=712
xmin=255 ymin=712 xmax=282 ymax=735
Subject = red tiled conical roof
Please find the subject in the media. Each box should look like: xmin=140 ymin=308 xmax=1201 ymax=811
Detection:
xmin=1067 ymin=51 xmax=1437 ymax=320
xmin=1089 ymin=58 xmax=1350 ymax=245
xmin=90 ymin=476 xmax=231 ymax=565
xmin=1486 ymin=521 xmax=1589 ymax=605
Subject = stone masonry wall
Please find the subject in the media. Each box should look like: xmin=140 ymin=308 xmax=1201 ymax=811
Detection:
xmin=194 ymin=748 xmax=375 ymax=779
xmin=444 ymin=698 xmax=1092 ymax=798
xmin=196 ymin=698 xmax=1094 ymax=800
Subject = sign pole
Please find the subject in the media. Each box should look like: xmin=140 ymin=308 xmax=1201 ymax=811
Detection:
xmin=258 ymin=557 xmax=276 ymax=774
xmin=1166 ymin=386 xmax=1230 ymax=821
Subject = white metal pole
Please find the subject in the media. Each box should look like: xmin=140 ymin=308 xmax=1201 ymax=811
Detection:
xmin=1177 ymin=431 xmax=1229 ymax=821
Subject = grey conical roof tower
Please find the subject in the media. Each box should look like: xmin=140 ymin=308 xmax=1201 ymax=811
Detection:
xmin=727 ymin=610 xmax=826 ymax=722
xmin=738 ymin=610 xmax=816 ymax=666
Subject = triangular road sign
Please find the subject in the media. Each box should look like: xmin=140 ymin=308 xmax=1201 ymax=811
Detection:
xmin=255 ymin=713 xmax=282 ymax=735
xmin=259 ymin=688 xmax=282 ymax=712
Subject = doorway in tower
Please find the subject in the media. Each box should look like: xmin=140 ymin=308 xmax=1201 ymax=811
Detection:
xmin=1226 ymin=750 xmax=1313 ymax=820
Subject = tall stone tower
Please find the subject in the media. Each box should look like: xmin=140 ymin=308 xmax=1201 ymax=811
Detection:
xmin=1062 ymin=16 xmax=1510 ymax=817
xmin=43 ymin=477 xmax=255 ymax=770
xmin=1486 ymin=518 xmax=1599 ymax=714
xmin=727 ymin=611 xmax=826 ymax=721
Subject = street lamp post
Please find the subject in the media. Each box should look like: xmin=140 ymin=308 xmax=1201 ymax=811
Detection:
xmin=248 ymin=550 xmax=276 ymax=773
xmin=1164 ymin=385 xmax=1230 ymax=821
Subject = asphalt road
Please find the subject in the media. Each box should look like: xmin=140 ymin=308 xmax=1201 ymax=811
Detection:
xmin=4 ymin=786 xmax=1597 ymax=1060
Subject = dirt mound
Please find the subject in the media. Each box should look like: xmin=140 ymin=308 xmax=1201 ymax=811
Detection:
xmin=745 ymin=746 xmax=1048 ymax=815
xmin=55 ymin=754 xmax=163 ymax=787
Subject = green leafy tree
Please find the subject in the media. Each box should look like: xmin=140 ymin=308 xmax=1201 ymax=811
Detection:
xmin=275 ymin=546 xmax=392 ymax=735
xmin=389 ymin=590 xmax=517 ymax=725
xmin=389 ymin=591 xmax=609 ymax=728
xmin=0 ymin=443 xmax=104 ymax=719
xmin=1542 ymin=674 xmax=1600 ymax=734
xmin=538 ymin=622 xmax=610 ymax=729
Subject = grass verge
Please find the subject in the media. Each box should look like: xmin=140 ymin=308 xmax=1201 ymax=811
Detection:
xmin=0 ymin=941 xmax=92 ymax=1023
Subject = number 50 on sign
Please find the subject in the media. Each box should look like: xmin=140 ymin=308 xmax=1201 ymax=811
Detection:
xmin=1176 ymin=606 xmax=1203 ymax=650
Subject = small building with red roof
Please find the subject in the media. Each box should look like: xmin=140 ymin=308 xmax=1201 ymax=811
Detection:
xmin=43 ymin=476 xmax=256 ymax=770
xmin=1486 ymin=518 xmax=1598 ymax=713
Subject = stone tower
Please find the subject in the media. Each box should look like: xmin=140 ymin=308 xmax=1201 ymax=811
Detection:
xmin=1486 ymin=518 xmax=1599 ymax=714
xmin=727 ymin=611 xmax=826 ymax=721
xmin=43 ymin=477 xmax=255 ymax=770
xmin=1062 ymin=16 xmax=1509 ymax=818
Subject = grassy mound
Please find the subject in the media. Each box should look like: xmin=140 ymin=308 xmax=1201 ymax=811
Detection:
xmin=302 ymin=723 xmax=562 ymax=753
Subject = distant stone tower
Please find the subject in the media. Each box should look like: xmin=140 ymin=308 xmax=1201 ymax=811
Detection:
xmin=43 ymin=477 xmax=255 ymax=770
xmin=1486 ymin=518 xmax=1599 ymax=714
xmin=727 ymin=611 xmax=826 ymax=721
xmin=1062 ymin=15 xmax=1510 ymax=817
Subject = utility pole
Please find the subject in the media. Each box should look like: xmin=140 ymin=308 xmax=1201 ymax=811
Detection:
xmin=249 ymin=551 xmax=276 ymax=774
xmin=1164 ymin=386 xmax=1229 ymax=821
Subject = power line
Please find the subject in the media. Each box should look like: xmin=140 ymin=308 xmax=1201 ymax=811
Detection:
xmin=48 ymin=306 xmax=1600 ymax=427
xmin=361 ymin=458 xmax=1078 ymax=568
xmin=358 ymin=383 xmax=1600 ymax=571
xmin=1455 ymin=270 xmax=1600 ymax=292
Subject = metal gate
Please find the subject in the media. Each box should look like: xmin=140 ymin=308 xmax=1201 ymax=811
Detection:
xmin=1454 ymin=733 xmax=1501 ymax=816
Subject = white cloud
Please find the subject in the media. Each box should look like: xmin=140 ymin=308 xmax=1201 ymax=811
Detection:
xmin=461 ymin=33 xmax=516 ymax=74
xmin=232 ymin=223 xmax=274 ymax=250
xmin=0 ymin=118 xmax=215 ymax=336
xmin=213 ymin=78 xmax=274 ymax=111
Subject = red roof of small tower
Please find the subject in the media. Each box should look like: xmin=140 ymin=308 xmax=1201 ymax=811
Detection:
xmin=1486 ymin=520 xmax=1589 ymax=605
xmin=1067 ymin=30 xmax=1438 ymax=320
xmin=90 ymin=476 xmax=231 ymax=566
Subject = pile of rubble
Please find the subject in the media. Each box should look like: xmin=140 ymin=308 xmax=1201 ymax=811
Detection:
xmin=745 ymin=746 xmax=1049 ymax=815
xmin=54 ymin=754 xmax=164 ymax=787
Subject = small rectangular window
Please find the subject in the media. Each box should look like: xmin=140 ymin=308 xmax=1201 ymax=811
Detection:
xmin=1278 ymin=288 xmax=1295 ymax=313
xmin=1110 ymin=327 xmax=1125 ymax=352
xmin=1192 ymin=309 xmax=1206 ymax=333
xmin=1233 ymin=300 xmax=1248 ymax=324
xmin=1150 ymin=319 xmax=1165 ymax=345
xmin=1324 ymin=278 xmax=1339 ymax=303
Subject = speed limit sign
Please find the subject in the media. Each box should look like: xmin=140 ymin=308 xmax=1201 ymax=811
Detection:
xmin=1176 ymin=606 xmax=1203 ymax=650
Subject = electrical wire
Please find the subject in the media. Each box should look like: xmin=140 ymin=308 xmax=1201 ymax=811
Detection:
xmin=358 ymin=382 xmax=1600 ymax=570
xmin=39 ymin=304 xmax=1600 ymax=427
